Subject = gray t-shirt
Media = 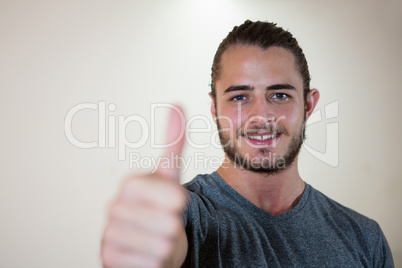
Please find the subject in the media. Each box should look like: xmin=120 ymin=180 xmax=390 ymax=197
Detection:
xmin=182 ymin=172 xmax=394 ymax=267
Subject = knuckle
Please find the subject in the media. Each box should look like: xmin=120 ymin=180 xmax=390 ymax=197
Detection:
xmin=163 ymin=184 xmax=182 ymax=202
xmin=157 ymin=238 xmax=173 ymax=260
xmin=107 ymin=200 xmax=120 ymax=218
xmin=101 ymin=246 xmax=118 ymax=267
xmin=171 ymin=187 xmax=187 ymax=209
xmin=109 ymin=202 xmax=131 ymax=221
xmin=121 ymin=177 xmax=138 ymax=195
xmin=103 ymin=225 xmax=117 ymax=243
xmin=106 ymin=199 xmax=119 ymax=217
xmin=164 ymin=215 xmax=182 ymax=237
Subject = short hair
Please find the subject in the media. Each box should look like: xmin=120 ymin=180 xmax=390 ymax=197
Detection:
xmin=210 ymin=20 xmax=311 ymax=102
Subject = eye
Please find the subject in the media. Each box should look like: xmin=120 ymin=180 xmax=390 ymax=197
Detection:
xmin=272 ymin=93 xmax=289 ymax=100
xmin=231 ymin=95 xmax=248 ymax=102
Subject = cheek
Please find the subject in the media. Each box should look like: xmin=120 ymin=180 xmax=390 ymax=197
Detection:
xmin=280 ymin=107 xmax=304 ymax=131
xmin=272 ymin=105 xmax=304 ymax=128
xmin=217 ymin=106 xmax=241 ymax=129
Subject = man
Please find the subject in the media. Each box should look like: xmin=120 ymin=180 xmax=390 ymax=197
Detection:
xmin=101 ymin=20 xmax=394 ymax=267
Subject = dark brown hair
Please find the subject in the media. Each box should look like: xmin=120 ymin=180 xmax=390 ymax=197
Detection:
xmin=211 ymin=20 xmax=311 ymax=101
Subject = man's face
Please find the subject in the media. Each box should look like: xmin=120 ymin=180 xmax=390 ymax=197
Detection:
xmin=212 ymin=45 xmax=307 ymax=174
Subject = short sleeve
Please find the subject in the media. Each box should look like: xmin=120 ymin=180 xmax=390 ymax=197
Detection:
xmin=372 ymin=223 xmax=394 ymax=268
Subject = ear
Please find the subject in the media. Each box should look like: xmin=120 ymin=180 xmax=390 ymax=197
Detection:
xmin=208 ymin=92 xmax=217 ymax=124
xmin=305 ymin=88 xmax=320 ymax=121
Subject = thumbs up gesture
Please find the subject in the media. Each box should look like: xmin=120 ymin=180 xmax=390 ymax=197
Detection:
xmin=101 ymin=107 xmax=188 ymax=268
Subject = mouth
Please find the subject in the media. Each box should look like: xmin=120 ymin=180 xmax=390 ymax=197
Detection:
xmin=242 ymin=132 xmax=281 ymax=147
xmin=244 ymin=133 xmax=280 ymax=141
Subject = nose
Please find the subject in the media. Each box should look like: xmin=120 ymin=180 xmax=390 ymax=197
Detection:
xmin=246 ymin=96 xmax=275 ymax=127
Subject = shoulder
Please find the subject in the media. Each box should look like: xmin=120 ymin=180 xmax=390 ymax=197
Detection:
xmin=308 ymin=186 xmax=377 ymax=230
xmin=307 ymin=185 xmax=394 ymax=264
xmin=182 ymin=172 xmax=229 ymax=205
xmin=183 ymin=172 xmax=220 ymax=192
xmin=181 ymin=173 xmax=222 ymax=226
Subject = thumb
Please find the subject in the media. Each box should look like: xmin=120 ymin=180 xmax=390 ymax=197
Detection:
xmin=155 ymin=105 xmax=186 ymax=182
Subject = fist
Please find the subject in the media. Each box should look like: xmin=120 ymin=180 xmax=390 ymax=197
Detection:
xmin=101 ymin=106 xmax=188 ymax=268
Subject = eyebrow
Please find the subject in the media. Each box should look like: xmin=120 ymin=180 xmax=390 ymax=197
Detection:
xmin=267 ymin=83 xmax=296 ymax=90
xmin=223 ymin=83 xmax=296 ymax=94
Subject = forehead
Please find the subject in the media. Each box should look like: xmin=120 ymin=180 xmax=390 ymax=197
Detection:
xmin=217 ymin=45 xmax=302 ymax=90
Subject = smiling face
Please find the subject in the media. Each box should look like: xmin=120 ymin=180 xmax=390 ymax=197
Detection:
xmin=211 ymin=45 xmax=313 ymax=174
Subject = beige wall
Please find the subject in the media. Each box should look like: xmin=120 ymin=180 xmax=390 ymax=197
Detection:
xmin=0 ymin=0 xmax=401 ymax=267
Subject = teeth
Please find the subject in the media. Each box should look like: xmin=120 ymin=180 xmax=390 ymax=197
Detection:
xmin=245 ymin=134 xmax=278 ymax=140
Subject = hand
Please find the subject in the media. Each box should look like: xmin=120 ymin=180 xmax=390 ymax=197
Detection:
xmin=101 ymin=106 xmax=188 ymax=268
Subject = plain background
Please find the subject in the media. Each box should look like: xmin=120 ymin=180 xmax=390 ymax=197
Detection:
xmin=1 ymin=0 xmax=401 ymax=267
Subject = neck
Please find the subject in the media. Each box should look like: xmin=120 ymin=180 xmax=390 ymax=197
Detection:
xmin=217 ymin=156 xmax=305 ymax=216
